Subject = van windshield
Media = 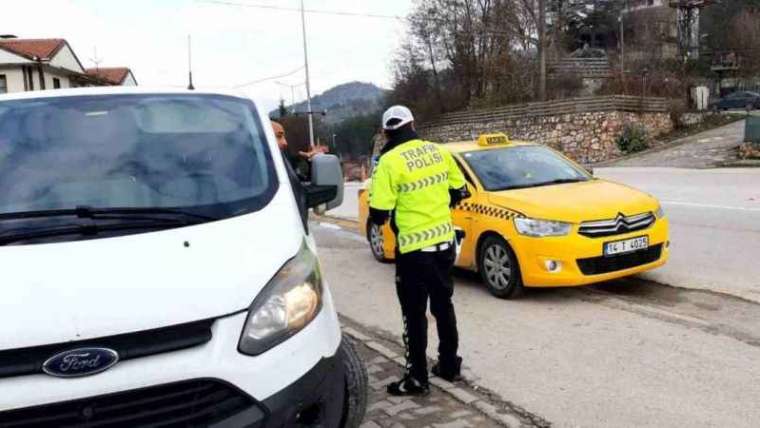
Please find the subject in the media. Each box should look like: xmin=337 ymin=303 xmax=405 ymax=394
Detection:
xmin=0 ymin=93 xmax=278 ymax=243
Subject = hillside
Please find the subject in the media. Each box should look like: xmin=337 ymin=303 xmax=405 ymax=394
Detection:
xmin=271 ymin=81 xmax=387 ymax=125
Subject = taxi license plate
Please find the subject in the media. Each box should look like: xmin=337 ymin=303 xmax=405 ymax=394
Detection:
xmin=604 ymin=236 xmax=649 ymax=256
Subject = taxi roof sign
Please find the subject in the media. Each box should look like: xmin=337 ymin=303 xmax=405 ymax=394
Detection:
xmin=477 ymin=133 xmax=511 ymax=147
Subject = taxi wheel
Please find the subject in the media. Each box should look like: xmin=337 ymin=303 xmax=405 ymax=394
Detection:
xmin=367 ymin=222 xmax=390 ymax=263
xmin=478 ymin=236 xmax=523 ymax=299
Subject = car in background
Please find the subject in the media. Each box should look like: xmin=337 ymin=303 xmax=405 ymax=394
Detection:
xmin=711 ymin=91 xmax=760 ymax=111
xmin=358 ymin=133 xmax=670 ymax=299
xmin=0 ymin=87 xmax=367 ymax=427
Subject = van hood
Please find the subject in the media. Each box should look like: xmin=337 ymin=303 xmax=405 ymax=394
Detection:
xmin=488 ymin=179 xmax=659 ymax=223
xmin=0 ymin=191 xmax=304 ymax=350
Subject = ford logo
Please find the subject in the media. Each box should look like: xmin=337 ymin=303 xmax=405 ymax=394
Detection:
xmin=42 ymin=348 xmax=119 ymax=378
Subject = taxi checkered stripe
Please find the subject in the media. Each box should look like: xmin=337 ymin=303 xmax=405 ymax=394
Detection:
xmin=397 ymin=172 xmax=449 ymax=193
xmin=398 ymin=223 xmax=453 ymax=247
xmin=456 ymin=202 xmax=522 ymax=220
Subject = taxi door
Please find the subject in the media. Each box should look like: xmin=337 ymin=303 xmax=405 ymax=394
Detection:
xmin=452 ymin=159 xmax=479 ymax=270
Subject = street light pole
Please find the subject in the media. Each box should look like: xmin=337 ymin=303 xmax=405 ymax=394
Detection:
xmin=620 ymin=0 xmax=627 ymax=80
xmin=300 ymin=0 xmax=315 ymax=147
xmin=538 ymin=0 xmax=547 ymax=101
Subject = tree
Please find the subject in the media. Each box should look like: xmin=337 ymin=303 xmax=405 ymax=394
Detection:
xmin=702 ymin=0 xmax=760 ymax=53
xmin=389 ymin=0 xmax=543 ymax=120
xmin=724 ymin=9 xmax=760 ymax=79
xmin=277 ymin=99 xmax=288 ymax=119
xmin=332 ymin=112 xmax=381 ymax=159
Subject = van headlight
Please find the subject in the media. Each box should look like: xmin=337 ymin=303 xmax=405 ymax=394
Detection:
xmin=239 ymin=242 xmax=323 ymax=356
xmin=514 ymin=217 xmax=571 ymax=237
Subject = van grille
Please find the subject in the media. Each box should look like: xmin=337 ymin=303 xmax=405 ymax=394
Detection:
xmin=0 ymin=379 xmax=256 ymax=428
xmin=577 ymin=244 xmax=663 ymax=275
xmin=0 ymin=319 xmax=213 ymax=379
xmin=578 ymin=212 xmax=655 ymax=238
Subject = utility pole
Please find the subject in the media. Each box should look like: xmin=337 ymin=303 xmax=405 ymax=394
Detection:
xmin=300 ymin=0 xmax=315 ymax=147
xmin=187 ymin=35 xmax=195 ymax=90
xmin=620 ymin=3 xmax=625 ymax=79
xmin=275 ymin=81 xmax=302 ymax=112
xmin=538 ymin=0 xmax=547 ymax=101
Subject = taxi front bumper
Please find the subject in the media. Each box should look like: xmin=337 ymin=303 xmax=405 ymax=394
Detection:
xmin=514 ymin=217 xmax=670 ymax=287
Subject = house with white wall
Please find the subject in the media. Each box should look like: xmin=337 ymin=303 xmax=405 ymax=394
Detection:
xmin=0 ymin=37 xmax=136 ymax=94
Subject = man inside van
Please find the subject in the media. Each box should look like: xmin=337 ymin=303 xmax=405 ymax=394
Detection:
xmin=271 ymin=120 xmax=321 ymax=181
xmin=369 ymin=106 xmax=470 ymax=396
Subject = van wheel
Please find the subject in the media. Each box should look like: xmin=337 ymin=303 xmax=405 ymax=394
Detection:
xmin=339 ymin=334 xmax=368 ymax=428
xmin=367 ymin=222 xmax=389 ymax=263
xmin=478 ymin=236 xmax=523 ymax=299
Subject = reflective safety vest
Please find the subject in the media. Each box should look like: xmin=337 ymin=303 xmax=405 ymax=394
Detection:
xmin=369 ymin=139 xmax=466 ymax=254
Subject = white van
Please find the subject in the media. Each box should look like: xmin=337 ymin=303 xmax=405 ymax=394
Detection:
xmin=0 ymin=88 xmax=367 ymax=427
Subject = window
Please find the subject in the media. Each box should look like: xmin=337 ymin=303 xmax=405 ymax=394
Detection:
xmin=462 ymin=146 xmax=590 ymax=191
xmin=0 ymin=75 xmax=7 ymax=94
xmin=53 ymin=77 xmax=61 ymax=89
xmin=0 ymin=94 xmax=278 ymax=243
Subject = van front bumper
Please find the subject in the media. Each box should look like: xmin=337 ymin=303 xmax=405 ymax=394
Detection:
xmin=206 ymin=349 xmax=346 ymax=428
xmin=0 ymin=290 xmax=346 ymax=427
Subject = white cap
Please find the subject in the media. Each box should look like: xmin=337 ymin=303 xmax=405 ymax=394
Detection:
xmin=382 ymin=105 xmax=414 ymax=131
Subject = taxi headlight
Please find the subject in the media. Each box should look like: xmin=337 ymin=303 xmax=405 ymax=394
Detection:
xmin=655 ymin=205 xmax=665 ymax=219
xmin=239 ymin=242 xmax=323 ymax=356
xmin=514 ymin=217 xmax=571 ymax=237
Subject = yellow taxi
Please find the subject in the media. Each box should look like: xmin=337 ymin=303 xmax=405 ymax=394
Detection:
xmin=358 ymin=133 xmax=669 ymax=299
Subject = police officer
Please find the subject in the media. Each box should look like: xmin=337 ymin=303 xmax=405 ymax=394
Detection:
xmin=369 ymin=105 xmax=470 ymax=396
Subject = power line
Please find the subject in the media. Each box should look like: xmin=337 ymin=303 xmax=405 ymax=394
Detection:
xmin=198 ymin=0 xmax=516 ymax=36
xmin=199 ymin=0 xmax=407 ymax=21
xmin=231 ymin=65 xmax=305 ymax=88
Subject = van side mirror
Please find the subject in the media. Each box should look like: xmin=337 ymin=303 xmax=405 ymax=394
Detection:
xmin=307 ymin=154 xmax=344 ymax=214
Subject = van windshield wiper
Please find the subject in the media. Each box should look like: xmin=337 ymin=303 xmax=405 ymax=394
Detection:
xmin=0 ymin=206 xmax=218 ymax=223
xmin=0 ymin=220 xmax=193 ymax=246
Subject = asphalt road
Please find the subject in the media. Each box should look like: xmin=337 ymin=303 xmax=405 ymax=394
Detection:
xmin=596 ymin=167 xmax=760 ymax=303
xmin=330 ymin=166 xmax=760 ymax=304
xmin=313 ymin=221 xmax=760 ymax=428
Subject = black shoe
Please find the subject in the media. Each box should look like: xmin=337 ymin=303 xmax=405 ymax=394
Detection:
xmin=432 ymin=357 xmax=463 ymax=382
xmin=386 ymin=375 xmax=430 ymax=397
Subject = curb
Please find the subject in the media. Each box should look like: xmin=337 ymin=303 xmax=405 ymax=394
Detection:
xmin=340 ymin=316 xmax=551 ymax=428
xmin=716 ymin=160 xmax=760 ymax=168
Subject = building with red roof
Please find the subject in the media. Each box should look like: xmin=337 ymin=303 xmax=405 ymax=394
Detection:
xmin=0 ymin=36 xmax=136 ymax=94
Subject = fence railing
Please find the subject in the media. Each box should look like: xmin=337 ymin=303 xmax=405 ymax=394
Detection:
xmin=418 ymin=96 xmax=669 ymax=129
xmin=548 ymin=58 xmax=612 ymax=78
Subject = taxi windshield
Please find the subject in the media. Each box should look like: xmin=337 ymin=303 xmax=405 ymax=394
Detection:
xmin=462 ymin=145 xmax=590 ymax=191
xmin=0 ymin=93 xmax=277 ymax=219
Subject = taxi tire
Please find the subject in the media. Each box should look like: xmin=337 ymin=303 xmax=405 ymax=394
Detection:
xmin=367 ymin=222 xmax=391 ymax=263
xmin=478 ymin=236 xmax=523 ymax=299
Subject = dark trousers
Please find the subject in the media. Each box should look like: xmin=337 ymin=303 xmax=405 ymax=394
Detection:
xmin=395 ymin=245 xmax=459 ymax=383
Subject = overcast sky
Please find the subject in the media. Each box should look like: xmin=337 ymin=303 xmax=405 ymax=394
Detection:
xmin=3 ymin=0 xmax=414 ymax=111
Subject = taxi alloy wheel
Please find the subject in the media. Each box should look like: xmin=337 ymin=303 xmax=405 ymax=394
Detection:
xmin=367 ymin=222 xmax=388 ymax=262
xmin=478 ymin=236 xmax=523 ymax=299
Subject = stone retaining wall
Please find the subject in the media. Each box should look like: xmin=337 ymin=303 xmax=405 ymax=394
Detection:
xmin=418 ymin=97 xmax=674 ymax=163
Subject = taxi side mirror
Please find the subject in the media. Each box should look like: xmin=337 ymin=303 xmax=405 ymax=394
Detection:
xmin=308 ymin=154 xmax=344 ymax=214
xmin=585 ymin=166 xmax=594 ymax=176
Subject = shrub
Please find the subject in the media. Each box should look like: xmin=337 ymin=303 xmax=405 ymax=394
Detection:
xmin=616 ymin=125 xmax=650 ymax=154
xmin=668 ymin=99 xmax=689 ymax=130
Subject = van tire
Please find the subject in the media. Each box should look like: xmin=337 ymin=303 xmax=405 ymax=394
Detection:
xmin=339 ymin=334 xmax=368 ymax=428
xmin=478 ymin=235 xmax=523 ymax=299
